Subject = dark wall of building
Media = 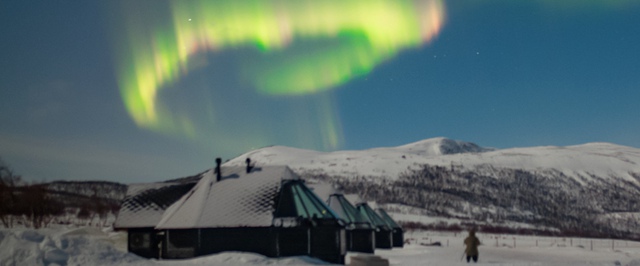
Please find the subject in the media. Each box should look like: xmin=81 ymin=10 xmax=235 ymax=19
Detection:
xmin=375 ymin=228 xmax=393 ymax=249
xmin=392 ymin=228 xmax=404 ymax=247
xmin=200 ymin=228 xmax=277 ymax=257
xmin=349 ymin=228 xmax=375 ymax=253
xmin=158 ymin=224 xmax=346 ymax=264
xmin=277 ymin=227 xmax=309 ymax=256
xmin=311 ymin=226 xmax=346 ymax=264
xmin=163 ymin=229 xmax=198 ymax=259
xmin=128 ymin=228 xmax=160 ymax=259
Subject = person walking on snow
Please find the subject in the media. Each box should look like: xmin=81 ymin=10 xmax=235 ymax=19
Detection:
xmin=464 ymin=229 xmax=481 ymax=263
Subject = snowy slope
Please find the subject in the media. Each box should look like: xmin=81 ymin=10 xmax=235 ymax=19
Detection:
xmin=225 ymin=138 xmax=640 ymax=185
xmin=424 ymin=142 xmax=640 ymax=185
xmin=223 ymin=138 xmax=640 ymax=237
xmin=226 ymin=137 xmax=493 ymax=179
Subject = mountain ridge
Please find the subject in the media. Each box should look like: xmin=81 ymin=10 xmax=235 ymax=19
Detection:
xmin=225 ymin=137 xmax=640 ymax=185
xmin=222 ymin=137 xmax=640 ymax=238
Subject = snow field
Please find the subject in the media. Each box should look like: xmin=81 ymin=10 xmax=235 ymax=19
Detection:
xmin=382 ymin=230 xmax=640 ymax=266
xmin=0 ymin=227 xmax=329 ymax=266
xmin=1 ymin=227 xmax=639 ymax=266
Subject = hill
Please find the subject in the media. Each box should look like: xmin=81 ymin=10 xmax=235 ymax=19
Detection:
xmin=224 ymin=138 xmax=640 ymax=239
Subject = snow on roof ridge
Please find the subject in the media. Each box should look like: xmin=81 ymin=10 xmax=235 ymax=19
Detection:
xmin=155 ymin=165 xmax=299 ymax=229
xmin=155 ymin=169 xmax=215 ymax=228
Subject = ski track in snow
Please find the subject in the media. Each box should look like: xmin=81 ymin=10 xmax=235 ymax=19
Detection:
xmin=1 ymin=227 xmax=639 ymax=266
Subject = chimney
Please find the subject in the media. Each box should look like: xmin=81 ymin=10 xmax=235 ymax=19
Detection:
xmin=215 ymin=157 xmax=222 ymax=182
xmin=245 ymin=158 xmax=253 ymax=173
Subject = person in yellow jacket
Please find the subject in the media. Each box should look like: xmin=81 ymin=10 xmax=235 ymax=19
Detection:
xmin=464 ymin=229 xmax=481 ymax=263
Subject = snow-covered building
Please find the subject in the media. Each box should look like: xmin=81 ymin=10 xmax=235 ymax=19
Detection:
xmin=114 ymin=180 xmax=198 ymax=258
xmin=326 ymin=194 xmax=375 ymax=253
xmin=356 ymin=202 xmax=393 ymax=249
xmin=115 ymin=163 xmax=347 ymax=264
xmin=376 ymin=208 xmax=404 ymax=247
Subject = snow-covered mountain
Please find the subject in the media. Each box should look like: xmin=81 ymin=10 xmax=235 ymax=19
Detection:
xmin=226 ymin=137 xmax=640 ymax=185
xmin=225 ymin=137 xmax=488 ymax=179
xmin=225 ymin=137 xmax=640 ymax=239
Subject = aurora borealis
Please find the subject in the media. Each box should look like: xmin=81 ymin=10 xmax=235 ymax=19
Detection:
xmin=2 ymin=0 xmax=640 ymax=182
xmin=116 ymin=0 xmax=445 ymax=151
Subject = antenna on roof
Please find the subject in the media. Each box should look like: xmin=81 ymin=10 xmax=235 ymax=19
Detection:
xmin=245 ymin=158 xmax=254 ymax=173
xmin=215 ymin=157 xmax=222 ymax=181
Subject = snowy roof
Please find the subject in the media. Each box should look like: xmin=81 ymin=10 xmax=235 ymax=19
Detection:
xmin=114 ymin=181 xmax=197 ymax=229
xmin=376 ymin=208 xmax=401 ymax=229
xmin=115 ymin=165 xmax=338 ymax=230
xmin=327 ymin=194 xmax=370 ymax=226
xmin=156 ymin=166 xmax=299 ymax=229
xmin=356 ymin=203 xmax=389 ymax=228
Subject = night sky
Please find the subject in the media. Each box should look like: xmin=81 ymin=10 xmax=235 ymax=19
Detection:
xmin=1 ymin=0 xmax=639 ymax=183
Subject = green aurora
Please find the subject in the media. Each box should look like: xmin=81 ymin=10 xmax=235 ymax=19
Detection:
xmin=114 ymin=0 xmax=634 ymax=153
xmin=114 ymin=0 xmax=446 ymax=151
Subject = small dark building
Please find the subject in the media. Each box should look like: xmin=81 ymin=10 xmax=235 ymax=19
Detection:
xmin=327 ymin=194 xmax=375 ymax=253
xmin=356 ymin=202 xmax=393 ymax=249
xmin=115 ymin=165 xmax=346 ymax=264
xmin=376 ymin=208 xmax=404 ymax=247
xmin=114 ymin=181 xmax=198 ymax=259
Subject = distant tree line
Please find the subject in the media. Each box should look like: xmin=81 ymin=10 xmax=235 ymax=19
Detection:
xmin=0 ymin=159 xmax=124 ymax=228
xmin=0 ymin=159 xmax=63 ymax=228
